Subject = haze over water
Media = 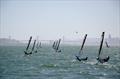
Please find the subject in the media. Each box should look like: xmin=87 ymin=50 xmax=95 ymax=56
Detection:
xmin=0 ymin=0 xmax=120 ymax=40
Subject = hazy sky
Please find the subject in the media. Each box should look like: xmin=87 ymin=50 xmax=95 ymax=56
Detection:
xmin=0 ymin=0 xmax=120 ymax=40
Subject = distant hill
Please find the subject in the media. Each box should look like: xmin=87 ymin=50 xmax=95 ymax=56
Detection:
xmin=61 ymin=38 xmax=120 ymax=46
xmin=0 ymin=38 xmax=24 ymax=46
xmin=0 ymin=37 xmax=119 ymax=46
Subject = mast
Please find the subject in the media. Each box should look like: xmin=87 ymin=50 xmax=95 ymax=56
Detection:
xmin=98 ymin=32 xmax=105 ymax=57
xmin=56 ymin=39 xmax=61 ymax=51
xmin=26 ymin=36 xmax=32 ymax=51
xmin=32 ymin=40 xmax=36 ymax=51
xmin=79 ymin=34 xmax=87 ymax=54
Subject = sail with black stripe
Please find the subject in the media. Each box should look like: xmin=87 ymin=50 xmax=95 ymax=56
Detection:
xmin=79 ymin=34 xmax=87 ymax=55
xmin=31 ymin=40 xmax=36 ymax=52
xmin=105 ymin=41 xmax=110 ymax=48
xmin=26 ymin=36 xmax=32 ymax=51
xmin=98 ymin=32 xmax=105 ymax=58
xmin=56 ymin=39 xmax=61 ymax=51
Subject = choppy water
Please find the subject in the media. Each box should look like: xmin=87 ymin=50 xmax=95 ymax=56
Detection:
xmin=0 ymin=45 xmax=120 ymax=79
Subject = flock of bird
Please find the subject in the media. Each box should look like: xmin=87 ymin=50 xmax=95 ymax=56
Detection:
xmin=24 ymin=32 xmax=110 ymax=64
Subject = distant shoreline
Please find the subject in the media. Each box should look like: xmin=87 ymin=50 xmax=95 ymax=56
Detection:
xmin=0 ymin=38 xmax=119 ymax=46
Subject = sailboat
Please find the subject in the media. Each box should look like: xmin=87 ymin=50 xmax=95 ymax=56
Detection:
xmin=76 ymin=34 xmax=88 ymax=61
xmin=35 ymin=41 xmax=42 ymax=53
xmin=55 ymin=39 xmax=61 ymax=52
xmin=24 ymin=36 xmax=32 ymax=55
xmin=34 ymin=41 xmax=39 ymax=53
xmin=96 ymin=32 xmax=110 ymax=63
xmin=52 ymin=39 xmax=61 ymax=52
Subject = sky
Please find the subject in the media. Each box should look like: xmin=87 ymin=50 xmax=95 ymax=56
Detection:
xmin=0 ymin=0 xmax=120 ymax=40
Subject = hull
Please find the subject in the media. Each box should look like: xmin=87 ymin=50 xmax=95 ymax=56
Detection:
xmin=97 ymin=56 xmax=110 ymax=63
xmin=24 ymin=51 xmax=32 ymax=55
xmin=76 ymin=56 xmax=88 ymax=61
xmin=56 ymin=49 xmax=61 ymax=53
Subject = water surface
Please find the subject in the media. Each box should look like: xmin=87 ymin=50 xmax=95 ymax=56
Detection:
xmin=0 ymin=45 xmax=120 ymax=79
